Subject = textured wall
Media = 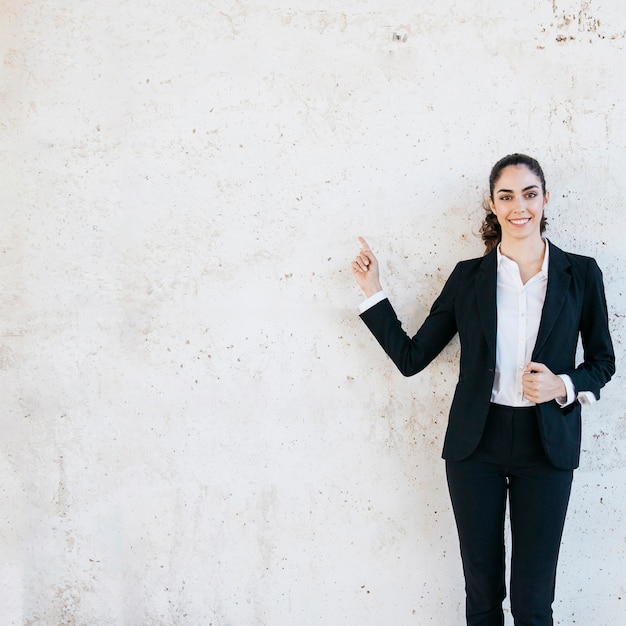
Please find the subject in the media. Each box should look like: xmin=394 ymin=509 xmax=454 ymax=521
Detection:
xmin=2 ymin=1 xmax=625 ymax=624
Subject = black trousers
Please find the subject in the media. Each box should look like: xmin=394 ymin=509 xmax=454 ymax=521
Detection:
xmin=446 ymin=404 xmax=574 ymax=626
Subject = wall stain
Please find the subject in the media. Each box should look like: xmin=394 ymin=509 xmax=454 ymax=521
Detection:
xmin=551 ymin=0 xmax=626 ymax=41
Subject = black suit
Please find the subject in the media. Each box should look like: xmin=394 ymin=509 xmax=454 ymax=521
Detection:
xmin=359 ymin=241 xmax=615 ymax=625
xmin=360 ymin=241 xmax=615 ymax=470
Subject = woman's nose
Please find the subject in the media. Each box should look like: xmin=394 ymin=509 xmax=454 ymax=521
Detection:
xmin=512 ymin=199 xmax=526 ymax=213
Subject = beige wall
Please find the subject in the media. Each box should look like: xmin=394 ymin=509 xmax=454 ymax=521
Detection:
xmin=2 ymin=1 xmax=625 ymax=624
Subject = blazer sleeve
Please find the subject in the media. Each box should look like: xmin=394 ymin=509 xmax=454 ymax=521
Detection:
xmin=565 ymin=258 xmax=615 ymax=399
xmin=359 ymin=263 xmax=461 ymax=376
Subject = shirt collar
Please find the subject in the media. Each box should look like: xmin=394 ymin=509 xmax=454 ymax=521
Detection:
xmin=496 ymin=239 xmax=549 ymax=276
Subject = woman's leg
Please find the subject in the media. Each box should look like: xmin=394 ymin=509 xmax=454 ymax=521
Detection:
xmin=446 ymin=458 xmax=508 ymax=626
xmin=507 ymin=413 xmax=573 ymax=626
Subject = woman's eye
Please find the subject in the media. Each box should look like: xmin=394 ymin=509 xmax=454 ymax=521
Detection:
xmin=499 ymin=195 xmax=511 ymax=201
xmin=527 ymin=192 xmax=537 ymax=198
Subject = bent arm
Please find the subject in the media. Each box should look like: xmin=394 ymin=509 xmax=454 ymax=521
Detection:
xmin=359 ymin=264 xmax=461 ymax=376
xmin=566 ymin=259 xmax=616 ymax=399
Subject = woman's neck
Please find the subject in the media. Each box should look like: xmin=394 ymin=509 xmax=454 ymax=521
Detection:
xmin=499 ymin=236 xmax=546 ymax=266
xmin=499 ymin=237 xmax=546 ymax=284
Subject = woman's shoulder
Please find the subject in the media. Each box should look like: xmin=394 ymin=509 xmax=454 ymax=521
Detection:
xmin=548 ymin=240 xmax=599 ymax=266
xmin=455 ymin=247 xmax=497 ymax=270
xmin=548 ymin=240 xmax=603 ymax=278
xmin=441 ymin=250 xmax=495 ymax=286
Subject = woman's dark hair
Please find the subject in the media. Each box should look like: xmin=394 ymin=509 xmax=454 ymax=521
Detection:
xmin=480 ymin=153 xmax=548 ymax=254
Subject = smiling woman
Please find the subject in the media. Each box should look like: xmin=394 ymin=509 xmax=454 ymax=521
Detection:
xmin=486 ymin=155 xmax=551 ymax=283
xmin=351 ymin=153 xmax=616 ymax=626
xmin=480 ymin=153 xmax=548 ymax=256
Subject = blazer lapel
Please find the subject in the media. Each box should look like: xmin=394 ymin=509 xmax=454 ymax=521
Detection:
xmin=476 ymin=248 xmax=498 ymax=365
xmin=532 ymin=241 xmax=572 ymax=358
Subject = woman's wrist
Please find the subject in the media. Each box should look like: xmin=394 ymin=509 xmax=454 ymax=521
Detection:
xmin=362 ymin=283 xmax=383 ymax=298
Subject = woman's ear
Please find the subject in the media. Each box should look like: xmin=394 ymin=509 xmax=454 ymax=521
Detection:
xmin=488 ymin=197 xmax=496 ymax=214
xmin=544 ymin=190 xmax=550 ymax=207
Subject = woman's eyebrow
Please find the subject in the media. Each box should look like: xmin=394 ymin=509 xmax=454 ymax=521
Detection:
xmin=496 ymin=185 xmax=539 ymax=194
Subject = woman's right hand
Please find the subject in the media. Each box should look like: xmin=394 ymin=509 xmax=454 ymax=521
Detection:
xmin=351 ymin=236 xmax=383 ymax=298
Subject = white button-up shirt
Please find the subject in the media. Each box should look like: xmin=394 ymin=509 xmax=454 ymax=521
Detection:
xmin=491 ymin=241 xmax=549 ymax=406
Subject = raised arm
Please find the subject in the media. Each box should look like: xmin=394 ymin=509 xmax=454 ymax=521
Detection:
xmin=352 ymin=238 xmax=462 ymax=377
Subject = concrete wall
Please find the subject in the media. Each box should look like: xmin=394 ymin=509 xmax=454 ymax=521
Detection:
xmin=2 ymin=1 xmax=625 ymax=624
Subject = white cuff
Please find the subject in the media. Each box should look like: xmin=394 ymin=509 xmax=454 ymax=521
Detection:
xmin=556 ymin=374 xmax=575 ymax=407
xmin=577 ymin=391 xmax=597 ymax=405
xmin=358 ymin=290 xmax=387 ymax=314
xmin=556 ymin=374 xmax=597 ymax=406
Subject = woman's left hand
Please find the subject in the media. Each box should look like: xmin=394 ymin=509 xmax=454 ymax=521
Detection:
xmin=522 ymin=362 xmax=567 ymax=404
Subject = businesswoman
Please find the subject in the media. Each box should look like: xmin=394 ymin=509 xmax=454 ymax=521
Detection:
xmin=351 ymin=153 xmax=615 ymax=626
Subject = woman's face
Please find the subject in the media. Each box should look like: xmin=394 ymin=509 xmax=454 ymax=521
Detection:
xmin=488 ymin=164 xmax=549 ymax=246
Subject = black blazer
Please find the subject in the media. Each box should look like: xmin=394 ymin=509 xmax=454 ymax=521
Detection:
xmin=360 ymin=241 xmax=615 ymax=470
